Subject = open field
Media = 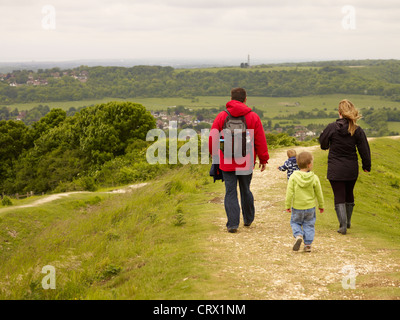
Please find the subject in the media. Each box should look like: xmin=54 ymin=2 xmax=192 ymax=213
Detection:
xmin=388 ymin=121 xmax=400 ymax=133
xmin=7 ymin=94 xmax=400 ymax=117
xmin=174 ymin=65 xmax=322 ymax=73
xmin=4 ymin=95 xmax=400 ymax=134
xmin=3 ymin=98 xmax=134 ymax=112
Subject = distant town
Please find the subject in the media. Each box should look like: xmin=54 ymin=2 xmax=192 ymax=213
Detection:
xmin=151 ymin=109 xmax=214 ymax=132
xmin=0 ymin=69 xmax=88 ymax=87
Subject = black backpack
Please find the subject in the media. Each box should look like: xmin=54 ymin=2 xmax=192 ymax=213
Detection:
xmin=221 ymin=110 xmax=249 ymax=158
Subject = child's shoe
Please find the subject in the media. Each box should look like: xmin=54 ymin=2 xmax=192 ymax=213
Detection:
xmin=304 ymin=245 xmax=312 ymax=252
xmin=292 ymin=235 xmax=303 ymax=251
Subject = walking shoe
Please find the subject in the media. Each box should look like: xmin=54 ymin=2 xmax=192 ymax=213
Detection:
xmin=227 ymin=228 xmax=237 ymax=233
xmin=304 ymin=245 xmax=312 ymax=253
xmin=244 ymin=223 xmax=252 ymax=227
xmin=292 ymin=235 xmax=303 ymax=251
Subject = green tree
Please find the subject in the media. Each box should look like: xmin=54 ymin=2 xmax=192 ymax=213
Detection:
xmin=75 ymin=101 xmax=156 ymax=164
xmin=0 ymin=107 xmax=10 ymax=120
xmin=29 ymin=108 xmax=67 ymax=142
xmin=0 ymin=120 xmax=30 ymax=193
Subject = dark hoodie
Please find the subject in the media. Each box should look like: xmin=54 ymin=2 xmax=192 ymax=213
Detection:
xmin=319 ymin=118 xmax=371 ymax=181
xmin=209 ymin=100 xmax=269 ymax=172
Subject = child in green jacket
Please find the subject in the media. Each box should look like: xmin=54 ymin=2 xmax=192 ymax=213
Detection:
xmin=285 ymin=151 xmax=324 ymax=252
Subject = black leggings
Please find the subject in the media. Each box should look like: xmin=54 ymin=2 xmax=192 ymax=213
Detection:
xmin=329 ymin=180 xmax=357 ymax=205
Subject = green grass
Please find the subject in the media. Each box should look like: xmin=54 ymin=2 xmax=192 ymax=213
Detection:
xmin=1 ymin=138 xmax=400 ymax=300
xmin=387 ymin=122 xmax=400 ymax=133
xmin=313 ymin=138 xmax=400 ymax=247
xmin=7 ymin=94 xmax=400 ymax=117
xmin=0 ymin=164 xmax=224 ymax=300
xmin=312 ymin=137 xmax=400 ymax=299
xmin=4 ymin=98 xmax=134 ymax=112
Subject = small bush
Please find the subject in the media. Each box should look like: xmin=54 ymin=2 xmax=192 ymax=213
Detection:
xmin=77 ymin=176 xmax=98 ymax=192
xmin=266 ymin=132 xmax=300 ymax=148
xmin=1 ymin=196 xmax=13 ymax=206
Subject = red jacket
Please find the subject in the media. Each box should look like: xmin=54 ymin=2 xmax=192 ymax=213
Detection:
xmin=209 ymin=100 xmax=269 ymax=172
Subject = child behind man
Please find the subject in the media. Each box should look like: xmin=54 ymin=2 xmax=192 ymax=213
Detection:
xmin=278 ymin=149 xmax=299 ymax=180
xmin=285 ymin=151 xmax=324 ymax=252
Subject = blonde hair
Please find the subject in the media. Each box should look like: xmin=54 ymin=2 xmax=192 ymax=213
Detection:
xmin=287 ymin=149 xmax=296 ymax=158
xmin=338 ymin=99 xmax=362 ymax=136
xmin=296 ymin=151 xmax=313 ymax=169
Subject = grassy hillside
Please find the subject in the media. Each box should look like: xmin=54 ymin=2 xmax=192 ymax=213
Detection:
xmin=0 ymin=137 xmax=399 ymax=300
xmin=313 ymin=138 xmax=400 ymax=247
xmin=0 ymin=164 xmax=224 ymax=300
xmin=312 ymin=137 xmax=400 ymax=298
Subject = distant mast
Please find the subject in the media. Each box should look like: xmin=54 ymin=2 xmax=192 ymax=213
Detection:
xmin=240 ymin=55 xmax=251 ymax=69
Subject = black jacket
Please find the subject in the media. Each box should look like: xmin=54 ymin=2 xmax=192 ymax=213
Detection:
xmin=319 ymin=118 xmax=371 ymax=181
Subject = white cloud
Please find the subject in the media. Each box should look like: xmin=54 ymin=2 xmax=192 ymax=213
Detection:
xmin=0 ymin=0 xmax=400 ymax=62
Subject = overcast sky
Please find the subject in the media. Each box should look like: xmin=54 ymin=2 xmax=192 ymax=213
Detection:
xmin=1 ymin=0 xmax=400 ymax=64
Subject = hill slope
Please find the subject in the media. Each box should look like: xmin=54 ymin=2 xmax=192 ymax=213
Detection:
xmin=0 ymin=137 xmax=399 ymax=299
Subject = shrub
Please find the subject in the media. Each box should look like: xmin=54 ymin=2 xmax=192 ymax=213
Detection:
xmin=77 ymin=176 xmax=97 ymax=192
xmin=1 ymin=196 xmax=13 ymax=206
xmin=265 ymin=132 xmax=300 ymax=149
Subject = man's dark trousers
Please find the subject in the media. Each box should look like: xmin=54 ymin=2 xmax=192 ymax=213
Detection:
xmin=221 ymin=170 xmax=255 ymax=229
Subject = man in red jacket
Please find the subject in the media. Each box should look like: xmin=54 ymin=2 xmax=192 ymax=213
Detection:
xmin=209 ymin=88 xmax=269 ymax=233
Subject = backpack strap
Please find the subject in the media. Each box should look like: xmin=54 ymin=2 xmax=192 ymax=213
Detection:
xmin=224 ymin=109 xmax=252 ymax=118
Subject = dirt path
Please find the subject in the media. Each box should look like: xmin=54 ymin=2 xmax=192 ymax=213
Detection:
xmin=0 ymin=183 xmax=148 ymax=212
xmin=17 ymin=192 xmax=89 ymax=208
xmin=207 ymin=145 xmax=398 ymax=299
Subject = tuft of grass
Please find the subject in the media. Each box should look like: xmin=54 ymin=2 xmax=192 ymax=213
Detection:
xmin=173 ymin=206 xmax=186 ymax=226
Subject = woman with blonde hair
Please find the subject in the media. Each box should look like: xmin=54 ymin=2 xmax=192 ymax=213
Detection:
xmin=319 ymin=99 xmax=371 ymax=234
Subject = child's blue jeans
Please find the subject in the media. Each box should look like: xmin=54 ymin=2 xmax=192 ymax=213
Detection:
xmin=290 ymin=207 xmax=316 ymax=245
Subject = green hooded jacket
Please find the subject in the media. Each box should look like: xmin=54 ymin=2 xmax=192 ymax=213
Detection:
xmin=285 ymin=170 xmax=324 ymax=210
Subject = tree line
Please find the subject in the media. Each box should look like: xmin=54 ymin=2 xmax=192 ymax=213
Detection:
xmin=2 ymin=61 xmax=400 ymax=104
xmin=362 ymin=107 xmax=400 ymax=137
